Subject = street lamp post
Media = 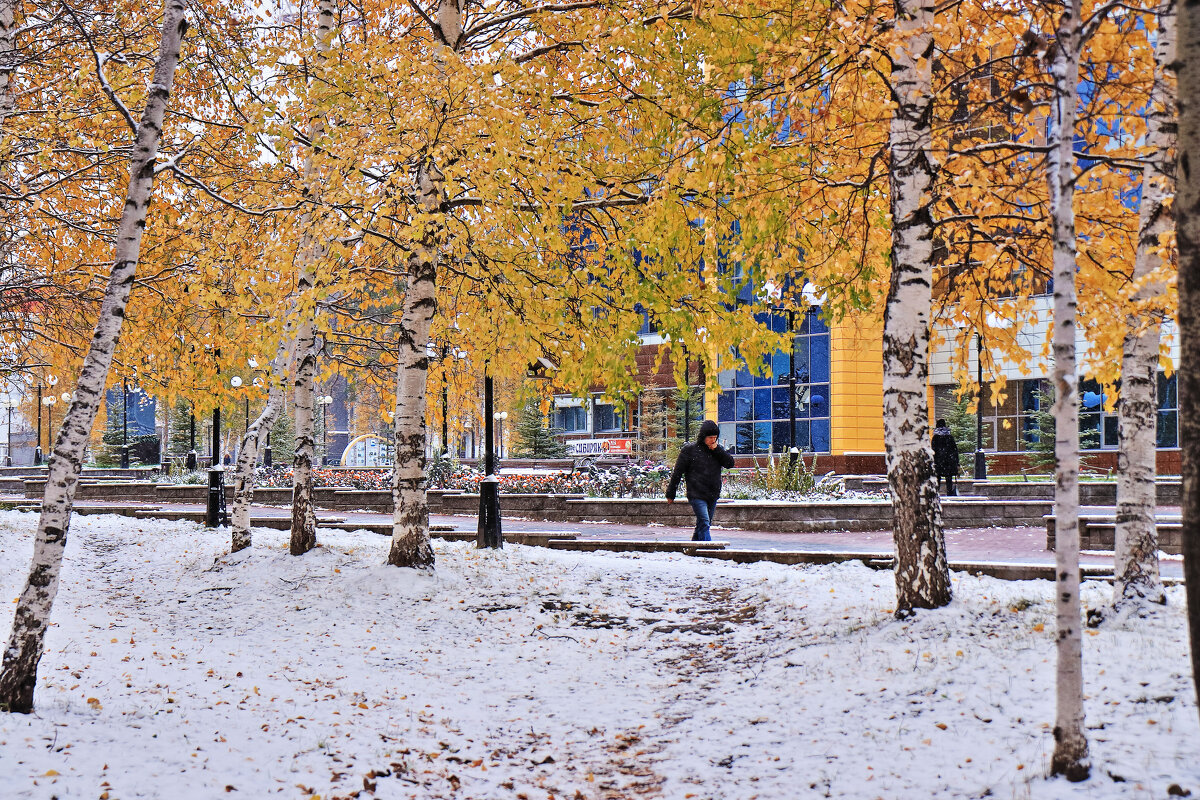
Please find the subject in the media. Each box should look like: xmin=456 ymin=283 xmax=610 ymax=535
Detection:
xmin=206 ymin=403 xmax=228 ymax=528
xmin=974 ymin=333 xmax=988 ymax=481
xmin=477 ymin=370 xmax=502 ymax=548
xmin=43 ymin=395 xmax=56 ymax=457
xmin=494 ymin=411 xmax=508 ymax=460
xmin=316 ymin=394 xmax=333 ymax=465
xmin=4 ymin=402 xmax=12 ymax=466
xmin=788 ymin=309 xmax=799 ymax=473
xmin=186 ymin=407 xmax=197 ymax=470
xmin=34 ymin=384 xmax=42 ymax=465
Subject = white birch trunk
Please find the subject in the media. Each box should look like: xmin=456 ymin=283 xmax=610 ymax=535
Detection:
xmin=882 ymin=0 xmax=950 ymax=615
xmin=387 ymin=160 xmax=441 ymax=569
xmin=288 ymin=0 xmax=335 ymax=557
xmin=384 ymin=0 xmax=464 ymax=569
xmin=1115 ymin=0 xmax=1175 ymax=609
xmin=0 ymin=0 xmax=15 ymax=123
xmin=1046 ymin=0 xmax=1090 ymax=780
xmin=1175 ymin=0 xmax=1200 ymax=727
xmin=0 ymin=0 xmax=187 ymax=714
xmin=231 ymin=347 xmax=291 ymax=551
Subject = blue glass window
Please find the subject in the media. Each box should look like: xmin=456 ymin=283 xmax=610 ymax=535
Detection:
xmin=713 ymin=307 xmax=832 ymax=454
xmin=810 ymin=336 xmax=830 ymax=382
xmin=811 ymin=385 xmax=829 ymax=417
xmin=717 ymin=391 xmax=735 ymax=421
xmin=771 ymin=350 xmax=790 ymax=379
xmin=754 ymin=422 xmax=771 ymax=453
xmin=736 ymin=423 xmax=755 ymax=454
xmin=811 ymin=419 xmax=830 ymax=452
xmin=754 ymin=388 xmax=772 ymax=420
xmin=772 ymin=420 xmax=791 ymax=452
xmin=735 ymin=391 xmax=753 ymax=421
xmin=772 ymin=387 xmax=790 ymax=419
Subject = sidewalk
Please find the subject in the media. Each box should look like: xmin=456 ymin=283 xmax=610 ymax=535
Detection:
xmin=2 ymin=494 xmax=1183 ymax=579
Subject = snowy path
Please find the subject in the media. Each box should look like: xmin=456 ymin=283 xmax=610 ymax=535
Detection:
xmin=0 ymin=510 xmax=1196 ymax=799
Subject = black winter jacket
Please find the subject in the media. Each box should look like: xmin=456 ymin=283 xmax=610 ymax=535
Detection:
xmin=666 ymin=421 xmax=735 ymax=502
xmin=931 ymin=426 xmax=960 ymax=475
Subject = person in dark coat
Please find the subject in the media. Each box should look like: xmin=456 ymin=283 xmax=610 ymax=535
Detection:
xmin=931 ymin=418 xmax=960 ymax=497
xmin=666 ymin=419 xmax=735 ymax=541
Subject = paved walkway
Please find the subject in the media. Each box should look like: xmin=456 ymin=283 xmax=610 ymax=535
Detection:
xmin=2 ymin=494 xmax=1184 ymax=579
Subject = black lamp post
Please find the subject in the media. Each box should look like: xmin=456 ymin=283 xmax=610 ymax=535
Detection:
xmin=34 ymin=384 xmax=42 ymax=465
xmin=974 ymin=332 xmax=988 ymax=481
xmin=442 ymin=376 xmax=449 ymax=456
xmin=4 ymin=403 xmax=12 ymax=466
xmin=186 ymin=407 xmax=197 ymax=470
xmin=788 ymin=309 xmax=800 ymax=471
xmin=477 ymin=369 xmax=502 ymax=548
xmin=494 ymin=411 xmax=507 ymax=460
xmin=316 ymin=394 xmax=333 ymax=465
xmin=206 ymin=404 xmax=227 ymax=527
xmin=264 ymin=430 xmax=272 ymax=467
xmin=43 ymin=396 xmax=56 ymax=457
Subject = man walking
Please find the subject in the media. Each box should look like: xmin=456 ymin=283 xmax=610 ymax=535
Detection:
xmin=666 ymin=419 xmax=735 ymax=541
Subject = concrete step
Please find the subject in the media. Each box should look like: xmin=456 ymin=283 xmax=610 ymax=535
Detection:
xmin=74 ymin=505 xmax=162 ymax=518
xmin=546 ymin=539 xmax=727 ymax=554
xmin=132 ymin=509 xmax=345 ymax=529
xmin=696 ymin=550 xmax=892 ymax=568
xmin=1045 ymin=514 xmax=1183 ymax=554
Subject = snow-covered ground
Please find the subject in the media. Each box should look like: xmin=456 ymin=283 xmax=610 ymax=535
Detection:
xmin=0 ymin=510 xmax=1195 ymax=799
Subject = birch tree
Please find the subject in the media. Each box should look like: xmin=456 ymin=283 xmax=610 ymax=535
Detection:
xmin=1175 ymin=0 xmax=1200 ymax=722
xmin=290 ymin=0 xmax=336 ymax=557
xmin=883 ymin=0 xmax=952 ymax=614
xmin=1045 ymin=0 xmax=1089 ymax=780
xmin=1114 ymin=0 xmax=1175 ymax=609
xmin=231 ymin=346 xmax=291 ymax=551
xmin=0 ymin=0 xmax=188 ymax=714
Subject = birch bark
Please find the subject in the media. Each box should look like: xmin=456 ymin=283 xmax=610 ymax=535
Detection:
xmin=1115 ymin=0 xmax=1175 ymax=609
xmin=0 ymin=0 xmax=15 ymax=123
xmin=883 ymin=0 xmax=951 ymax=615
xmin=384 ymin=0 xmax=463 ymax=569
xmin=289 ymin=0 xmax=335 ymax=557
xmin=1174 ymin=0 xmax=1200 ymax=727
xmin=387 ymin=159 xmax=441 ymax=569
xmin=1046 ymin=0 xmax=1089 ymax=780
xmin=232 ymin=347 xmax=291 ymax=551
xmin=0 ymin=0 xmax=187 ymax=714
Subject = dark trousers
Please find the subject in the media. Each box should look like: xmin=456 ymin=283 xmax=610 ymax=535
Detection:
xmin=937 ymin=472 xmax=957 ymax=497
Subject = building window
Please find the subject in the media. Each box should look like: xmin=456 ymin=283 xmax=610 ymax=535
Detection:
xmin=593 ymin=399 xmax=624 ymax=432
xmin=715 ymin=309 xmax=831 ymax=454
xmin=933 ymin=378 xmax=1048 ymax=453
xmin=1078 ymin=378 xmax=1116 ymax=449
xmin=1157 ymin=372 xmax=1178 ymax=448
xmin=554 ymin=405 xmax=586 ymax=433
xmin=935 ymin=373 xmax=1179 ymax=453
